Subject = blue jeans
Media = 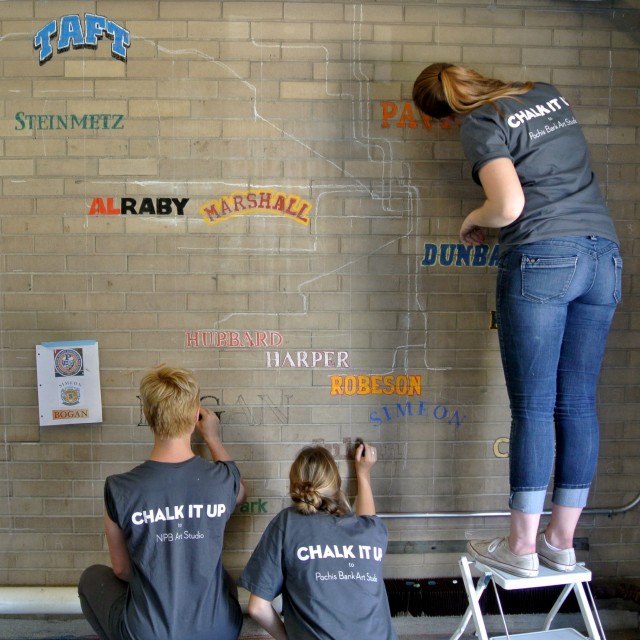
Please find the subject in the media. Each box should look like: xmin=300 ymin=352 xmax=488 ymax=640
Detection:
xmin=496 ymin=236 xmax=622 ymax=514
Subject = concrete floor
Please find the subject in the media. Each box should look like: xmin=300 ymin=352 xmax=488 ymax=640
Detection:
xmin=0 ymin=610 xmax=638 ymax=640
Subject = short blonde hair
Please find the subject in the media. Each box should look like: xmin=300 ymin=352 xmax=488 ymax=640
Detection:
xmin=289 ymin=446 xmax=351 ymax=516
xmin=139 ymin=366 xmax=200 ymax=439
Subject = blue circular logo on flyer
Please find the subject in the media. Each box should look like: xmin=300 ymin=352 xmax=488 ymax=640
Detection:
xmin=54 ymin=348 xmax=83 ymax=377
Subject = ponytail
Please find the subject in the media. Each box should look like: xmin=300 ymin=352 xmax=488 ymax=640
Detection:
xmin=289 ymin=446 xmax=351 ymax=516
xmin=413 ymin=62 xmax=533 ymax=118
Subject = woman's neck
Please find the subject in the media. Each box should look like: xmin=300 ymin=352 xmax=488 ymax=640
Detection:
xmin=149 ymin=434 xmax=194 ymax=463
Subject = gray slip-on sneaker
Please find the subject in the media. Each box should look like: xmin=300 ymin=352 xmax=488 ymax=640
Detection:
xmin=467 ymin=536 xmax=539 ymax=578
xmin=536 ymin=532 xmax=576 ymax=572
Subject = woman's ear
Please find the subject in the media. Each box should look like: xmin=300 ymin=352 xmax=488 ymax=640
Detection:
xmin=441 ymin=113 xmax=464 ymax=128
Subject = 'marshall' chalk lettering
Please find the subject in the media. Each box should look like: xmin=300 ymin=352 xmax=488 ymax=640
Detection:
xmin=200 ymin=191 xmax=312 ymax=226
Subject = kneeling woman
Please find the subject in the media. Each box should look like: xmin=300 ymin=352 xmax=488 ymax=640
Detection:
xmin=239 ymin=442 xmax=397 ymax=640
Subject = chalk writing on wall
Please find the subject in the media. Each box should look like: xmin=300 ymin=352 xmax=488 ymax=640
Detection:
xmin=137 ymin=394 xmax=293 ymax=427
xmin=369 ymin=398 xmax=467 ymax=429
xmin=422 ymin=243 xmax=500 ymax=267
xmin=330 ymin=374 xmax=421 ymax=397
xmin=199 ymin=191 xmax=312 ymax=226
xmin=34 ymin=14 xmax=130 ymax=63
xmin=89 ymin=198 xmax=189 ymax=216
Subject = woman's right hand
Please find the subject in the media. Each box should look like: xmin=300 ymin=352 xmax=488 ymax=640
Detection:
xmin=354 ymin=442 xmax=377 ymax=516
xmin=196 ymin=406 xmax=221 ymax=443
xmin=355 ymin=441 xmax=377 ymax=473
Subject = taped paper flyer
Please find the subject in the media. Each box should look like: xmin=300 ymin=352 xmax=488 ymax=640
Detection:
xmin=36 ymin=340 xmax=103 ymax=426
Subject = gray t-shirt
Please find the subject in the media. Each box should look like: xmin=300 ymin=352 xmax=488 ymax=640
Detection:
xmin=105 ymin=457 xmax=242 ymax=640
xmin=239 ymin=507 xmax=398 ymax=640
xmin=460 ymin=82 xmax=619 ymax=252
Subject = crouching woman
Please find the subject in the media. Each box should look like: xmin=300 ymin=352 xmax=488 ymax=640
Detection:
xmin=239 ymin=443 xmax=397 ymax=640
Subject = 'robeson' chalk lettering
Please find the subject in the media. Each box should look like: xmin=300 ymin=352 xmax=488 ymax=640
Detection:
xmin=330 ymin=375 xmax=421 ymax=397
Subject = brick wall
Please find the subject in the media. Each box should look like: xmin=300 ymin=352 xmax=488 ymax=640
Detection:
xmin=0 ymin=0 xmax=639 ymax=586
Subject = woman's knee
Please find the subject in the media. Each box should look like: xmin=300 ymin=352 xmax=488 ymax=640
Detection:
xmin=79 ymin=564 xmax=112 ymax=593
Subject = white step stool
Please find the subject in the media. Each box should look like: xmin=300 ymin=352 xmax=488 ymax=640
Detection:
xmin=451 ymin=555 xmax=604 ymax=640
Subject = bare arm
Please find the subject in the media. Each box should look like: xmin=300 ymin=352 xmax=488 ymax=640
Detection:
xmin=196 ymin=407 xmax=247 ymax=505
xmin=459 ymin=157 xmax=525 ymax=245
xmin=247 ymin=594 xmax=288 ymax=640
xmin=354 ymin=442 xmax=377 ymax=516
xmin=104 ymin=512 xmax=131 ymax=581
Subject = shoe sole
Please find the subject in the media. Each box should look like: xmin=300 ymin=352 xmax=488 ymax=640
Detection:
xmin=538 ymin=554 xmax=576 ymax=572
xmin=467 ymin=543 xmax=538 ymax=578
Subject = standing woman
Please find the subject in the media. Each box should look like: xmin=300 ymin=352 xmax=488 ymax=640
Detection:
xmin=239 ymin=443 xmax=397 ymax=640
xmin=413 ymin=63 xmax=621 ymax=578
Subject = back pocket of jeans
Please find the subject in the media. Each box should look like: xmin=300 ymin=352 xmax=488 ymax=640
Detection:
xmin=613 ymin=254 xmax=623 ymax=303
xmin=520 ymin=255 xmax=577 ymax=302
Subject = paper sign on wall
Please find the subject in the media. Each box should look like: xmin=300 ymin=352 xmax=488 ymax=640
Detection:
xmin=36 ymin=340 xmax=103 ymax=426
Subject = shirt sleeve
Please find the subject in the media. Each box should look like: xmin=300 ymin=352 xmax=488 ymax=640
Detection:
xmin=238 ymin=513 xmax=286 ymax=601
xmin=218 ymin=460 xmax=242 ymax=503
xmin=365 ymin=515 xmax=389 ymax=549
xmin=103 ymin=476 xmax=119 ymax=524
xmin=461 ymin=108 xmax=512 ymax=185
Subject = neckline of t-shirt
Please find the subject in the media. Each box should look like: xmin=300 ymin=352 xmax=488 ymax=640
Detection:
xmin=144 ymin=455 xmax=199 ymax=467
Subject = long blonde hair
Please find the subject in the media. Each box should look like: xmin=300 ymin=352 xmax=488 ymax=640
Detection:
xmin=412 ymin=62 xmax=533 ymax=118
xmin=289 ymin=446 xmax=351 ymax=516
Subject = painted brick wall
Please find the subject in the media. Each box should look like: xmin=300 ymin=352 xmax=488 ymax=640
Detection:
xmin=0 ymin=0 xmax=639 ymax=587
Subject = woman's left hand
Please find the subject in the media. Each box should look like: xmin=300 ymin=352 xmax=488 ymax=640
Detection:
xmin=460 ymin=217 xmax=487 ymax=245
xmin=460 ymin=158 xmax=524 ymax=244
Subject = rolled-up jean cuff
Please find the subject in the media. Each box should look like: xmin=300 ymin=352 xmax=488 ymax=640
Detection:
xmin=509 ymin=490 xmax=546 ymax=514
xmin=552 ymin=487 xmax=590 ymax=509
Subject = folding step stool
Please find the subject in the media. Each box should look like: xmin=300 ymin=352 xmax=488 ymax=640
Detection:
xmin=451 ymin=555 xmax=604 ymax=640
